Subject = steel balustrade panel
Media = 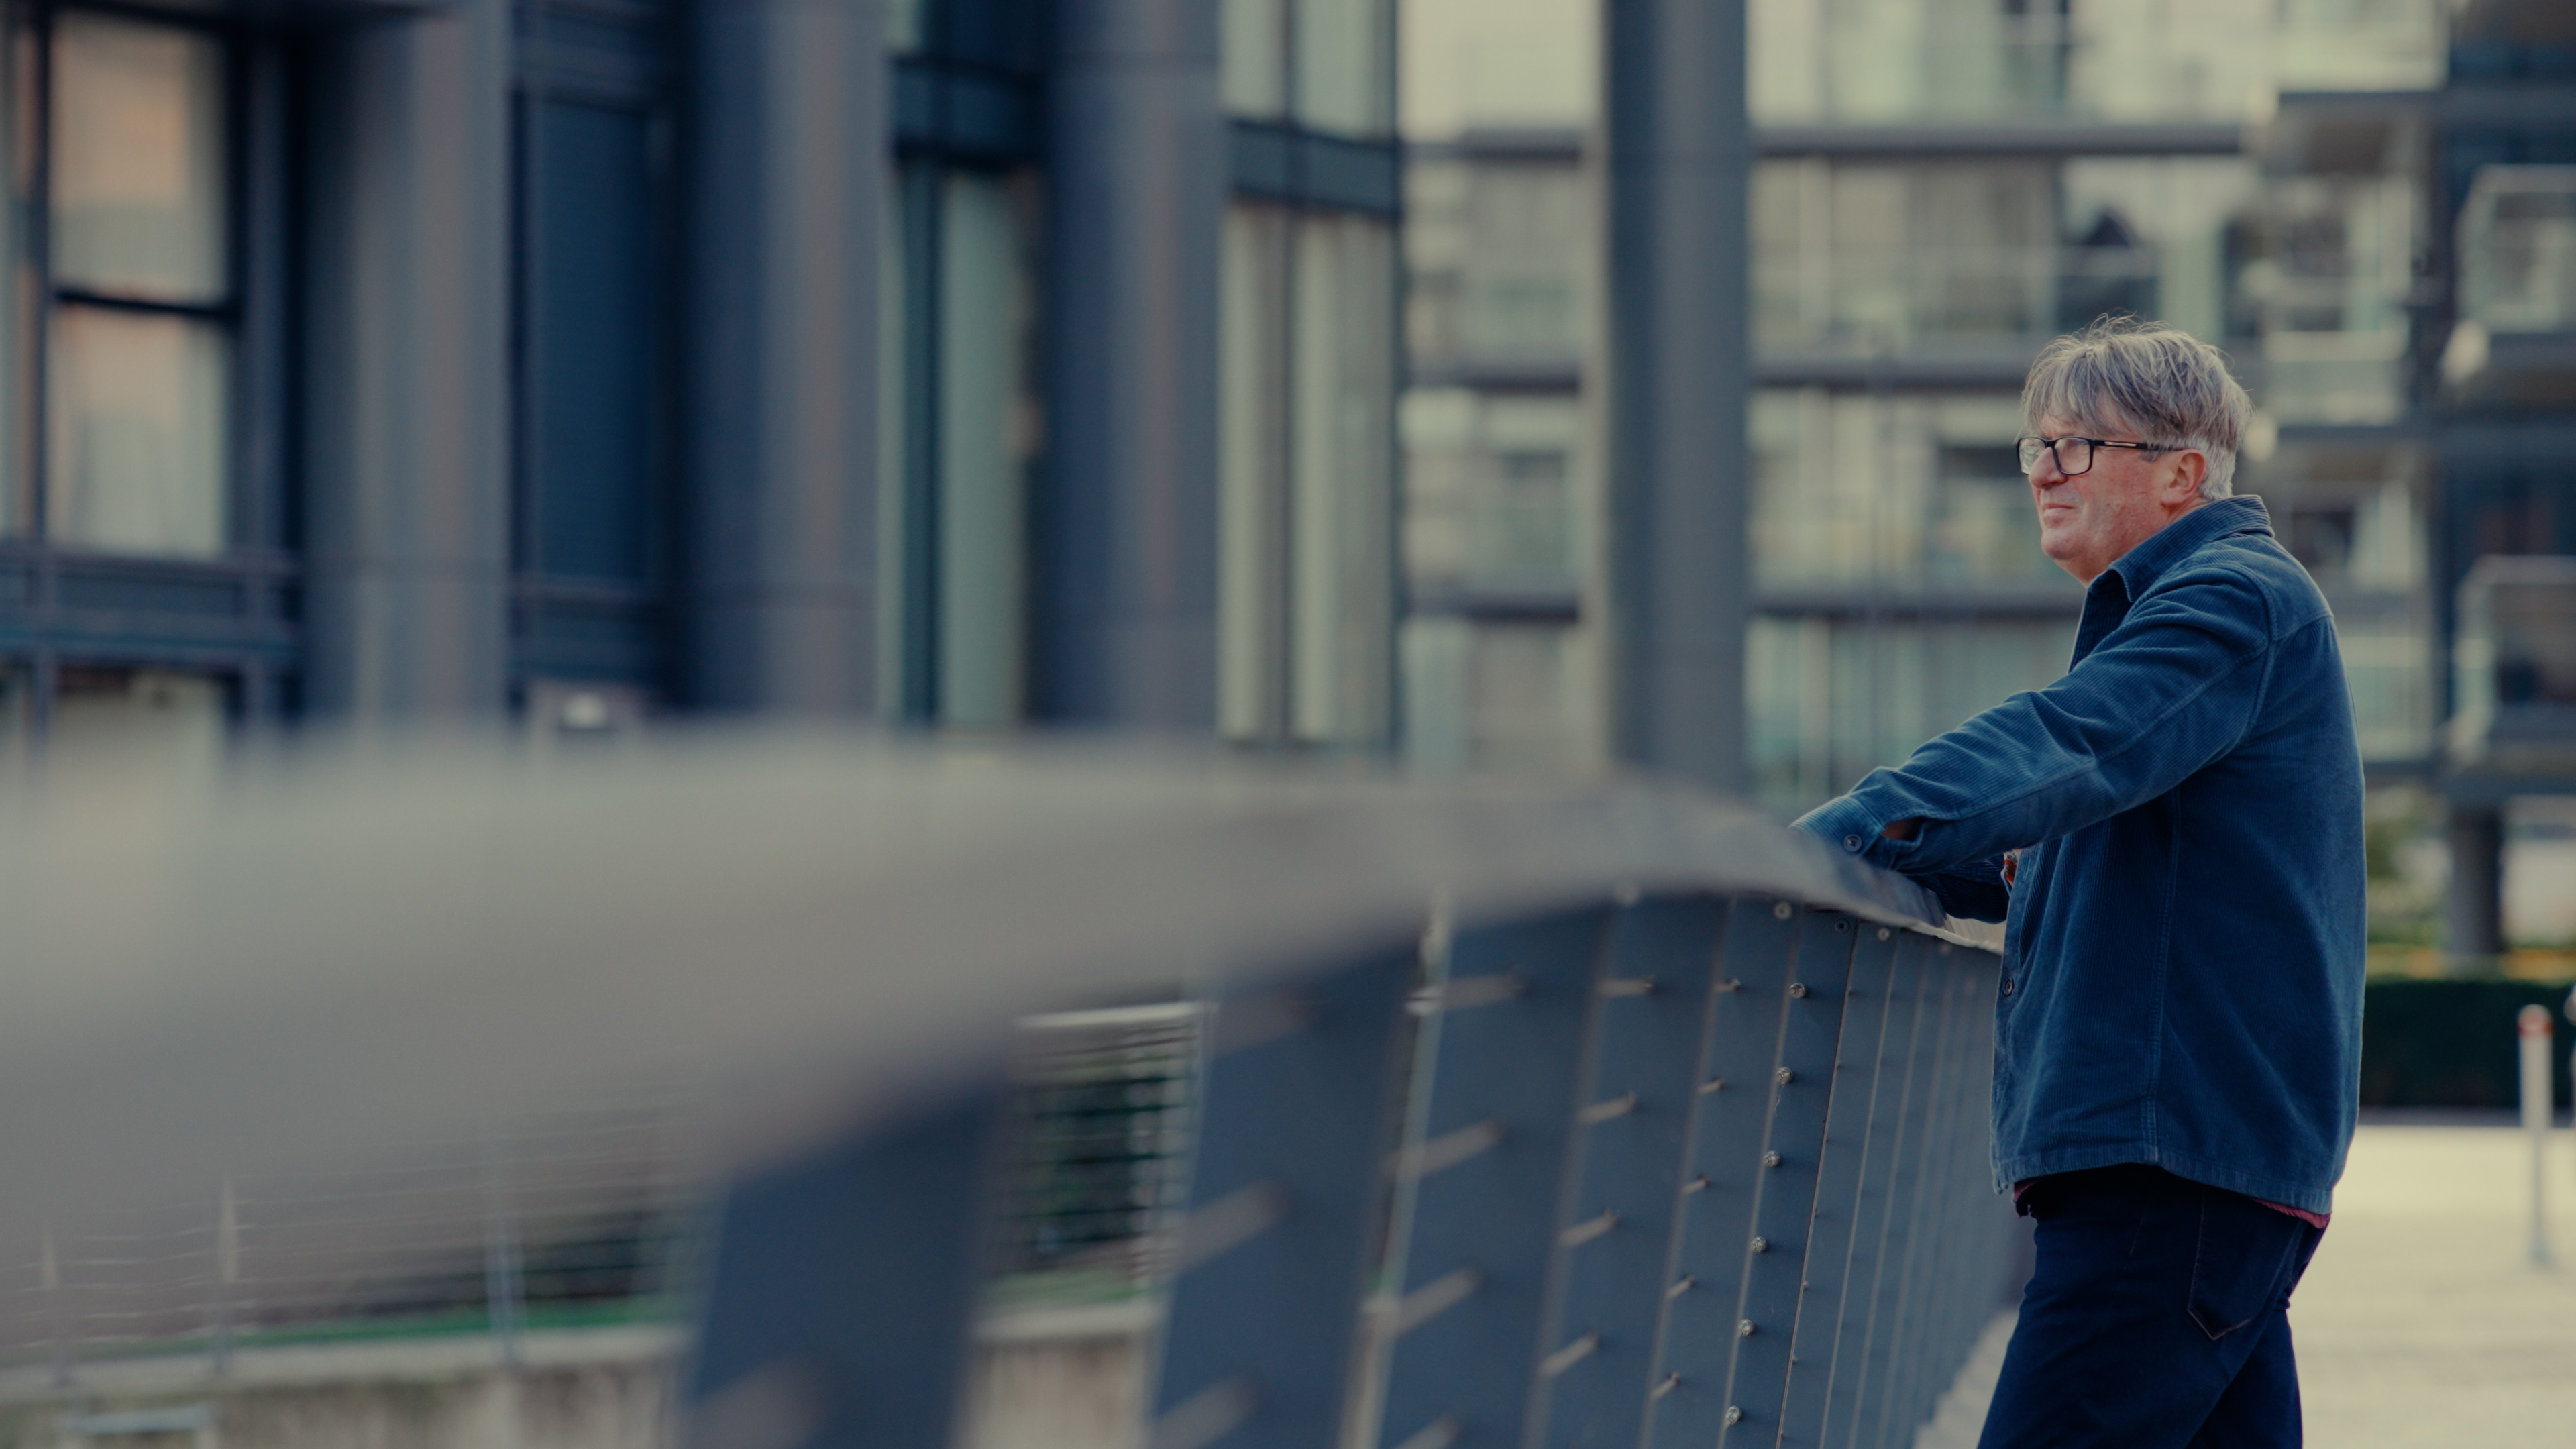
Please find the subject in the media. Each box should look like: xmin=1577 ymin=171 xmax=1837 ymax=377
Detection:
xmin=1150 ymin=949 xmax=1419 ymax=1449
xmin=1375 ymin=906 xmax=1616 ymax=1449
xmin=1930 ymin=953 xmax=2000 ymax=1434
xmin=1815 ymin=928 xmax=1934 ymax=1449
xmin=685 ymin=1087 xmax=1000 ymax=1449
xmin=1936 ymin=950 xmax=2006 ymax=1433
xmin=1639 ymin=897 xmax=1803 ymax=1449
xmin=1527 ymin=894 xmax=1733 ymax=1449
xmin=1876 ymin=950 xmax=1983 ymax=1448
xmin=1892 ymin=964 xmax=1966 ymax=1446
xmin=1772 ymin=922 xmax=1904 ymax=1448
xmin=1713 ymin=912 xmax=1863 ymax=1448
xmin=1844 ymin=949 xmax=1964 ymax=1449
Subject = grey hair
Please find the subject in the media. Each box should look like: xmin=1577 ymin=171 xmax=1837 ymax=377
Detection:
xmin=2022 ymin=317 xmax=2253 ymax=502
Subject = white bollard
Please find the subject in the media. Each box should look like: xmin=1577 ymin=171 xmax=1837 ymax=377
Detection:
xmin=2520 ymin=1004 xmax=2554 ymax=1267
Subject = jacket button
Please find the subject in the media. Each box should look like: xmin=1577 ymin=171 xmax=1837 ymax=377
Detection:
xmin=1843 ymin=835 xmax=1862 ymax=851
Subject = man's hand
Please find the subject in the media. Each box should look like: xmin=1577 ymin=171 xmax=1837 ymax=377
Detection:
xmin=1882 ymin=817 xmax=1923 ymax=842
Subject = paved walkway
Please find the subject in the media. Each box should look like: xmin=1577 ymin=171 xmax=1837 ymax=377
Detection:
xmin=1917 ymin=1124 xmax=2576 ymax=1448
xmin=2292 ymin=1123 xmax=2576 ymax=1446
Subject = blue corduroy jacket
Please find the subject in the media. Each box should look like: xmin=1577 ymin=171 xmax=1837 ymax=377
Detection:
xmin=1794 ymin=496 xmax=2366 ymax=1214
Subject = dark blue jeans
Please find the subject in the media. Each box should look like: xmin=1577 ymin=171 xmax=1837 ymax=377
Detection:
xmin=1977 ymin=1165 xmax=2324 ymax=1448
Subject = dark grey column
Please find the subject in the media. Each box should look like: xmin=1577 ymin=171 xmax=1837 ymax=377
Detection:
xmin=2446 ymin=799 xmax=2506 ymax=967
xmin=303 ymin=0 xmax=513 ymax=720
xmin=1601 ymin=0 xmax=1750 ymax=792
xmin=687 ymin=0 xmax=888 ymax=714
xmin=1038 ymin=0 xmax=1224 ymax=729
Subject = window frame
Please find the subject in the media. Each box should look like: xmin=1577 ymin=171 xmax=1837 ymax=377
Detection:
xmin=0 ymin=0 xmax=293 ymax=743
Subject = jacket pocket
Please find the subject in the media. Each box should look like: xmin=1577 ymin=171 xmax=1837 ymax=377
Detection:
xmin=2185 ymin=1189 xmax=2307 ymax=1340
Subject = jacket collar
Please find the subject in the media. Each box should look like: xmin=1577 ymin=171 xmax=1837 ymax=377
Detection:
xmin=2102 ymin=495 xmax=2273 ymax=602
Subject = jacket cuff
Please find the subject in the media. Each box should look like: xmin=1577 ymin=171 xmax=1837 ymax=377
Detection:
xmin=1792 ymin=794 xmax=1891 ymax=865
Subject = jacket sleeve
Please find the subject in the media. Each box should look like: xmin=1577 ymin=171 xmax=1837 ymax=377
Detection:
xmin=1794 ymin=562 xmax=2273 ymax=877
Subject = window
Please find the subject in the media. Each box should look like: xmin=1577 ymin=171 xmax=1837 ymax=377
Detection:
xmin=16 ymin=9 xmax=235 ymax=557
xmin=1219 ymin=203 xmax=1397 ymax=746
xmin=881 ymin=161 xmax=1042 ymax=729
xmin=1226 ymin=0 xmax=1392 ymax=138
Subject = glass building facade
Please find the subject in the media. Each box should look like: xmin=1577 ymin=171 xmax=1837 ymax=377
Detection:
xmin=1400 ymin=0 xmax=2455 ymax=811
xmin=0 ymin=0 xmax=1402 ymax=769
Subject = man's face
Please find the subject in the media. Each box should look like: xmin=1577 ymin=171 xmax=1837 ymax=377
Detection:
xmin=2027 ymin=413 xmax=2205 ymax=584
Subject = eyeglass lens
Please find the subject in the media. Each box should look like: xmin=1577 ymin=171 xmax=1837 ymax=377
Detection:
xmin=2017 ymin=436 xmax=2092 ymax=476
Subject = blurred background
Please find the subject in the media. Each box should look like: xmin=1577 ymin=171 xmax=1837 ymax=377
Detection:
xmin=1 ymin=0 xmax=2574 ymax=1442
xmin=5 ymin=0 xmax=2571 ymax=971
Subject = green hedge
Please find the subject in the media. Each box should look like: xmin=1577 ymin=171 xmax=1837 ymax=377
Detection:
xmin=2360 ymin=980 xmax=2575 ymax=1109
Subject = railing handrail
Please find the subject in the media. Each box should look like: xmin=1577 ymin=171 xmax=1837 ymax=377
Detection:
xmin=0 ymin=735 xmax=1968 ymax=1250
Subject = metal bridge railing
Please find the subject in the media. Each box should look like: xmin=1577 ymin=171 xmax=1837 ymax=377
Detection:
xmin=0 ymin=741 xmax=2014 ymax=1447
xmin=692 ymin=895 xmax=2015 ymax=1449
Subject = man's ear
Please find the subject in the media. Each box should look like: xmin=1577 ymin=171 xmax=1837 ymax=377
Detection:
xmin=2165 ymin=448 xmax=2208 ymax=504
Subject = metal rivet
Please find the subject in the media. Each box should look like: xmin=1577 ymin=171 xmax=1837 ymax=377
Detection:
xmin=1878 ymin=927 xmax=1892 ymax=941
xmin=1763 ymin=1150 xmax=1783 ymax=1168
xmin=1774 ymin=1067 xmax=1794 ymax=1085
xmin=1750 ymin=1236 xmax=1767 ymax=1254
xmin=1774 ymin=900 xmax=1795 ymax=919
xmin=1724 ymin=1405 xmax=1743 ymax=1426
xmin=1737 ymin=1320 xmax=1756 ymax=1338
xmin=1836 ymin=919 xmax=1851 ymax=932
xmin=1788 ymin=981 xmax=1809 ymax=998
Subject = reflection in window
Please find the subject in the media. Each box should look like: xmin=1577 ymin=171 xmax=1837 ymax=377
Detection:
xmin=525 ymin=100 xmax=659 ymax=583
xmin=882 ymin=163 xmax=1042 ymax=730
xmin=1222 ymin=0 xmax=1286 ymax=117
xmin=50 ymin=11 xmax=225 ymax=303
xmin=936 ymin=171 xmax=1038 ymax=729
xmin=1291 ymin=213 xmax=1395 ymax=742
xmin=1748 ymin=615 xmax=2073 ymax=812
xmin=1754 ymin=160 xmax=2057 ymax=354
xmin=1407 ymin=160 xmax=1587 ymax=365
xmin=24 ymin=10 xmax=233 ymax=557
xmin=1752 ymin=389 xmax=2070 ymax=590
xmin=1402 ymin=616 xmax=1591 ymax=776
xmin=1224 ymin=0 xmax=1391 ymax=136
xmin=1293 ymin=0 xmax=1388 ymax=137
xmin=1401 ymin=388 xmax=1580 ymax=588
xmin=47 ymin=306 xmax=226 ymax=553
xmin=1219 ymin=203 xmax=1397 ymax=745
xmin=1750 ymin=0 xmax=2443 ymax=125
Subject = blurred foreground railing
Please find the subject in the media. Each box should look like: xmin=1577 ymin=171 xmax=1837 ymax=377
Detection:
xmin=0 ymin=741 xmax=2013 ymax=1446
xmin=693 ymin=896 xmax=2014 ymax=1449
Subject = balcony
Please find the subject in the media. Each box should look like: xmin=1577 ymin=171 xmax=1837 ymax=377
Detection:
xmin=2447 ymin=554 xmax=2576 ymax=788
xmin=2439 ymin=165 xmax=2576 ymax=411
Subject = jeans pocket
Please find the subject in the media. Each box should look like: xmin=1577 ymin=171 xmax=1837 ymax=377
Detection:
xmin=2185 ymin=1191 xmax=2304 ymax=1341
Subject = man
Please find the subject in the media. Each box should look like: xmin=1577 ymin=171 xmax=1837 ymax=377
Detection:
xmin=1793 ymin=317 xmax=2365 ymax=1446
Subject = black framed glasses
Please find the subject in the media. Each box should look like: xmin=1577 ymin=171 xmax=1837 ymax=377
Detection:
xmin=2017 ymin=435 xmax=2173 ymax=477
